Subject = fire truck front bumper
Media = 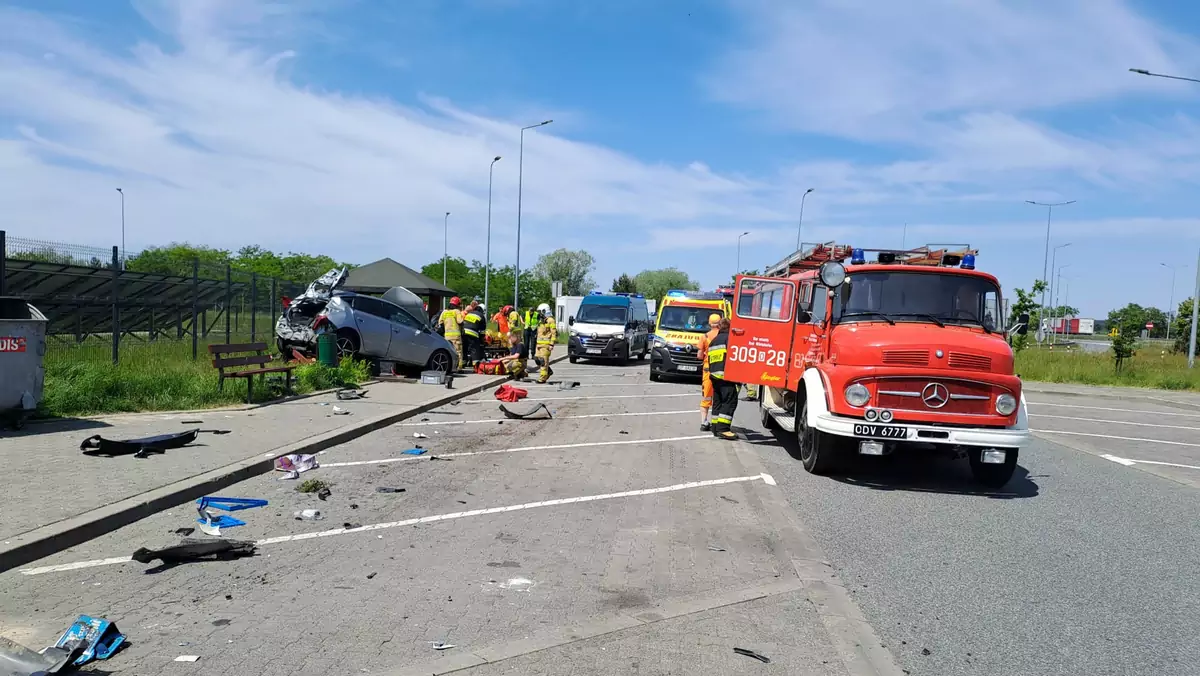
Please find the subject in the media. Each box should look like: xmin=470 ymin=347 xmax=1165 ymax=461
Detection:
xmin=812 ymin=413 xmax=1032 ymax=450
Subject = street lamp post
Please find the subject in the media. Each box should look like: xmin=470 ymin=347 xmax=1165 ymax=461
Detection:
xmin=1130 ymin=68 xmax=1200 ymax=367
xmin=514 ymin=119 xmax=553 ymax=309
xmin=795 ymin=188 xmax=815 ymax=252
xmin=484 ymin=156 xmax=501 ymax=313
xmin=737 ymin=231 xmax=750 ymax=276
xmin=115 ymin=188 xmax=125 ymax=268
xmin=1048 ymin=242 xmax=1071 ymax=341
xmin=1053 ymin=264 xmax=1071 ymax=343
xmin=1162 ymin=263 xmax=1177 ymax=341
xmin=1026 ymin=200 xmax=1075 ymax=340
xmin=443 ymin=212 xmax=451 ymax=285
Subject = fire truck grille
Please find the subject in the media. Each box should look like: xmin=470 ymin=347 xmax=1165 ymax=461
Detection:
xmin=875 ymin=379 xmax=994 ymax=415
xmin=948 ymin=352 xmax=992 ymax=370
xmin=882 ymin=349 xmax=930 ymax=366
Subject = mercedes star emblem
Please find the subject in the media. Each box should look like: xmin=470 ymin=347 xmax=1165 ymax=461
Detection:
xmin=921 ymin=382 xmax=949 ymax=409
xmin=592 ymin=333 xmax=599 ymax=339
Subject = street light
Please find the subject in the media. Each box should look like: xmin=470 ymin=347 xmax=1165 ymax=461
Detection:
xmin=1053 ymin=263 xmax=1071 ymax=343
xmin=1026 ymin=199 xmax=1075 ymax=340
xmin=1129 ymin=68 xmax=1200 ymax=84
xmin=795 ymin=188 xmax=815 ymax=252
xmin=1162 ymin=262 xmax=1178 ymax=341
xmin=484 ymin=156 xmax=501 ymax=314
xmin=514 ymin=119 xmax=553 ymax=309
xmin=1048 ymin=242 xmax=1072 ymax=336
xmin=115 ymin=188 xmax=125 ymax=268
xmin=443 ymin=212 xmax=451 ymax=285
xmin=736 ymin=231 xmax=751 ymax=275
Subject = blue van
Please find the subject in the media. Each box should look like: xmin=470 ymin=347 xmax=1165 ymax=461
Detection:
xmin=567 ymin=293 xmax=651 ymax=364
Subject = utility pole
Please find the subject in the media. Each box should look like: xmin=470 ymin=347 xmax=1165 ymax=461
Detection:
xmin=115 ymin=188 xmax=125 ymax=268
xmin=795 ymin=188 xmax=815 ymax=252
xmin=484 ymin=156 xmax=501 ymax=313
xmin=1190 ymin=248 xmax=1199 ymax=368
xmin=1026 ymin=200 xmax=1075 ymax=341
xmin=514 ymin=119 xmax=552 ymax=310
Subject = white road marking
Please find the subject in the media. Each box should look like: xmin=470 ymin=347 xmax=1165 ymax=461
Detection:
xmin=1099 ymin=454 xmax=1200 ymax=471
xmin=321 ymin=435 xmax=712 ymax=468
xmin=1028 ymin=401 xmax=1200 ymax=419
xmin=397 ymin=409 xmax=694 ymax=426
xmin=20 ymin=473 xmax=777 ymax=576
xmin=1030 ymin=414 xmax=1200 ymax=432
xmin=1035 ymin=429 xmax=1200 ymax=448
xmin=458 ymin=393 xmax=692 ymax=404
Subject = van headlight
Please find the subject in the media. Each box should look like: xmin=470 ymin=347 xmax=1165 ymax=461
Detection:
xmin=844 ymin=383 xmax=870 ymax=407
xmin=995 ymin=393 xmax=1017 ymax=416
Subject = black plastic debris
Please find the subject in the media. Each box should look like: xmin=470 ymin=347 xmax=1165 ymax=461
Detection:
xmin=81 ymin=429 xmax=200 ymax=458
xmin=336 ymin=388 xmax=367 ymax=400
xmin=376 ymin=487 xmax=406 ymax=493
xmin=497 ymin=402 xmax=553 ymax=420
xmin=0 ymin=635 xmax=83 ymax=675
xmin=719 ymin=495 xmax=739 ymax=504
xmin=366 ymin=572 xmax=377 ymax=580
xmin=203 ymin=429 xmax=232 ymax=435
xmin=173 ymin=527 xmax=196 ymax=536
xmin=342 ymin=522 xmax=362 ymax=529
xmin=619 ymin=430 xmax=629 ymax=435
xmin=317 ymin=487 xmax=332 ymax=501
xmin=733 ymin=648 xmax=771 ymax=663
xmin=131 ymin=538 xmax=256 ymax=566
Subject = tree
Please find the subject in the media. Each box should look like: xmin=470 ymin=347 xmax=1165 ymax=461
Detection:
xmin=1007 ymin=282 xmax=1045 ymax=353
xmin=611 ymin=274 xmax=637 ymax=293
xmin=1173 ymin=297 xmax=1196 ymax=356
xmin=419 ymin=258 xmax=553 ymax=310
xmin=532 ymin=249 xmax=596 ymax=296
xmin=1106 ymin=303 xmax=1169 ymax=340
xmin=634 ymin=268 xmax=699 ymax=303
xmin=1111 ymin=321 xmax=1138 ymax=371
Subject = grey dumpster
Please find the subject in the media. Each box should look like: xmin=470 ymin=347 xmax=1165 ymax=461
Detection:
xmin=0 ymin=297 xmax=47 ymax=427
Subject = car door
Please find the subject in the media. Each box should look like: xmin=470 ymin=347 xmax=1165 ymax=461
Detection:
xmin=725 ymin=275 xmax=798 ymax=386
xmin=385 ymin=305 xmax=435 ymax=365
xmin=348 ymin=296 xmax=393 ymax=358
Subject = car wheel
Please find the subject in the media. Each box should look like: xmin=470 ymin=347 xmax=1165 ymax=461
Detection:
xmin=425 ymin=349 xmax=453 ymax=372
xmin=797 ymin=397 xmax=838 ymax=475
xmin=335 ymin=329 xmax=360 ymax=360
xmin=569 ymin=355 xmax=578 ymax=364
xmin=968 ymin=448 xmax=1018 ymax=488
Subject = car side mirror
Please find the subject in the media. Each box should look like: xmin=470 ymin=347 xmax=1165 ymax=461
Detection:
xmin=568 ymin=316 xmax=574 ymax=326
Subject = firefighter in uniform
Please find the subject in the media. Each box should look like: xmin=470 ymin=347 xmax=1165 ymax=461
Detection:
xmin=439 ymin=296 xmax=465 ymax=367
xmin=462 ymin=301 xmax=486 ymax=367
xmin=696 ymin=313 xmax=723 ymax=432
xmin=705 ymin=318 xmax=738 ymax=440
xmin=534 ymin=303 xmax=557 ymax=383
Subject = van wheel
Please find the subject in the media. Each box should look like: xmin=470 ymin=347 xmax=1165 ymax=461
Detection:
xmin=969 ymin=448 xmax=1018 ymax=488
xmin=638 ymin=341 xmax=648 ymax=360
xmin=620 ymin=345 xmax=631 ymax=366
xmin=650 ymin=371 xmax=661 ymax=382
xmin=797 ymin=397 xmax=838 ymax=474
xmin=569 ymin=355 xmax=578 ymax=364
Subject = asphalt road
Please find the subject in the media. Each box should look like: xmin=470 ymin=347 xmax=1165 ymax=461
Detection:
xmin=0 ymin=364 xmax=1196 ymax=676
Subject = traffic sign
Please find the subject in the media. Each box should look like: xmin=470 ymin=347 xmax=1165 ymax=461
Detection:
xmin=1146 ymin=322 xmax=1155 ymax=329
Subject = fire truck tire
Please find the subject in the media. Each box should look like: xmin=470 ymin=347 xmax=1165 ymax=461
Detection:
xmin=759 ymin=397 xmax=779 ymax=431
xmin=797 ymin=398 xmax=839 ymax=475
xmin=968 ymin=448 xmax=1018 ymax=487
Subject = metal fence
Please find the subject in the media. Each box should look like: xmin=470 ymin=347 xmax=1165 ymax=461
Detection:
xmin=0 ymin=231 xmax=306 ymax=363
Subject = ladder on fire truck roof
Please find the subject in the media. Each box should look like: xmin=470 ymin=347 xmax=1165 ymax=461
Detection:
xmin=763 ymin=242 xmax=978 ymax=278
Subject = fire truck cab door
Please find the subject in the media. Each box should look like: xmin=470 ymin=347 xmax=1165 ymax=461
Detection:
xmin=725 ymin=275 xmax=798 ymax=387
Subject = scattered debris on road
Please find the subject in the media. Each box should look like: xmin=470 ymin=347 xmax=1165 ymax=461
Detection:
xmin=131 ymin=538 xmax=256 ymax=566
xmin=174 ymin=655 xmax=200 ymax=662
xmin=317 ymin=486 xmax=332 ymax=501
xmin=402 ymin=448 xmax=426 ymax=456
xmin=52 ymin=614 xmax=126 ymax=667
xmin=196 ymin=497 xmax=268 ymax=535
xmin=366 ymin=572 xmax=377 ymax=580
xmin=921 ymin=648 xmax=932 ymax=656
xmin=342 ymin=522 xmax=362 ymax=529
xmin=719 ymin=495 xmax=739 ymax=504
xmin=294 ymin=509 xmax=324 ymax=520
xmin=498 ymin=402 xmax=553 ymax=419
xmin=80 ymin=429 xmax=200 ymax=458
xmin=332 ymin=406 xmax=350 ymax=415
xmin=733 ymin=648 xmax=771 ymax=663
xmin=431 ymin=641 xmax=455 ymax=651
xmin=0 ymin=634 xmax=82 ymax=675
xmin=494 ymin=384 xmax=528 ymax=402
xmin=707 ymin=545 xmax=726 ymax=552
xmin=375 ymin=486 xmax=406 ymax=494
xmin=275 ymin=453 xmax=319 ymax=477
xmin=181 ymin=420 xmax=204 ymax=424
xmin=336 ymin=388 xmax=367 ymax=400
xmin=173 ymin=527 xmax=195 ymax=536
xmin=413 ymin=432 xmax=429 ymax=439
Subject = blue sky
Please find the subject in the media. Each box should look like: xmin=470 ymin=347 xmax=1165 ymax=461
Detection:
xmin=3 ymin=0 xmax=1200 ymax=317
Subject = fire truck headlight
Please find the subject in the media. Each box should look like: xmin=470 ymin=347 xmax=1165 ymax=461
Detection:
xmin=844 ymin=383 xmax=870 ymax=407
xmin=995 ymin=393 xmax=1017 ymax=416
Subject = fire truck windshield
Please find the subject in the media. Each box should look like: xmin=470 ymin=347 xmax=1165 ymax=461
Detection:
xmin=657 ymin=305 xmax=723 ymax=332
xmin=832 ymin=271 xmax=1001 ymax=331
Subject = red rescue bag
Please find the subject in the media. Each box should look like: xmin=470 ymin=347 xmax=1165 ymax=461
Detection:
xmin=493 ymin=383 xmax=528 ymax=402
xmin=474 ymin=359 xmax=506 ymax=375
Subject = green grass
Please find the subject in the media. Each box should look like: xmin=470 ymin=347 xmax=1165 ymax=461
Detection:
xmin=1015 ymin=345 xmax=1200 ymax=391
xmin=40 ymin=337 xmax=369 ymax=418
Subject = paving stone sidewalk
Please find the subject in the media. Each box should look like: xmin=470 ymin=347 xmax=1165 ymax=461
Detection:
xmin=0 ymin=363 xmax=549 ymax=547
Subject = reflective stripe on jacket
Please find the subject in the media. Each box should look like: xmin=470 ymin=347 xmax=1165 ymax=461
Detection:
xmin=463 ymin=309 xmax=484 ymax=337
xmin=706 ymin=330 xmax=728 ymax=379
xmin=439 ymin=309 xmax=462 ymax=337
xmin=536 ymin=323 xmax=556 ymax=346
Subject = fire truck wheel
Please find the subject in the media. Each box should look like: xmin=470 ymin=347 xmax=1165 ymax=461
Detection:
xmin=968 ymin=448 xmax=1018 ymax=488
xmin=759 ymin=397 xmax=779 ymax=431
xmin=797 ymin=398 xmax=838 ymax=475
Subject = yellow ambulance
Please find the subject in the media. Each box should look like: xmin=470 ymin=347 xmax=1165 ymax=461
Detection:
xmin=649 ymin=291 xmax=732 ymax=381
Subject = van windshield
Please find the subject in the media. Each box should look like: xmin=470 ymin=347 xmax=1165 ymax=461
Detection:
xmin=833 ymin=271 xmax=1002 ymax=331
xmin=658 ymin=305 xmax=722 ymax=332
xmin=576 ymin=304 xmax=629 ymax=325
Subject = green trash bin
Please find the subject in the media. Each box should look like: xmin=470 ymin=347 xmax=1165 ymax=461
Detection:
xmin=317 ymin=332 xmax=338 ymax=367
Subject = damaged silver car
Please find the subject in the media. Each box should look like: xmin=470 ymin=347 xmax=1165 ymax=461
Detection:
xmin=276 ymin=268 xmax=458 ymax=372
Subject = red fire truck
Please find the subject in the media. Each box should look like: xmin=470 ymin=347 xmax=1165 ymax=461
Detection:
xmin=727 ymin=242 xmax=1031 ymax=487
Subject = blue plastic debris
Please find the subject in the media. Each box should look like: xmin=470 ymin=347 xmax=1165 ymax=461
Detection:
xmin=196 ymin=497 xmax=268 ymax=531
xmin=54 ymin=615 xmax=125 ymax=666
xmin=402 ymin=448 xmax=427 ymax=456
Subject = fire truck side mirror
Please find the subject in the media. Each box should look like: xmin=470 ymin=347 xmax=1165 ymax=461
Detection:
xmin=796 ymin=309 xmax=812 ymax=323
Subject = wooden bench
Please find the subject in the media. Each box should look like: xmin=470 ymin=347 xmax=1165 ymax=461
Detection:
xmin=209 ymin=342 xmax=296 ymax=403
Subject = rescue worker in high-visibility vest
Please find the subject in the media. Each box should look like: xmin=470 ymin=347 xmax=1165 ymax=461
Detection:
xmin=507 ymin=306 xmax=523 ymax=341
xmin=705 ymin=318 xmax=738 ymax=440
xmin=522 ymin=307 xmax=538 ymax=360
xmin=534 ymin=302 xmax=557 ymax=383
xmin=696 ymin=313 xmax=723 ymax=432
xmin=439 ymin=296 xmax=465 ymax=367
xmin=462 ymin=300 xmax=486 ymax=367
